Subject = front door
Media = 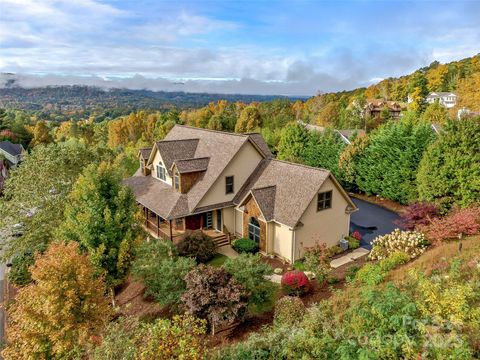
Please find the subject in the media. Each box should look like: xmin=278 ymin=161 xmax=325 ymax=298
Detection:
xmin=185 ymin=214 xmax=202 ymax=230
xmin=216 ymin=209 xmax=222 ymax=231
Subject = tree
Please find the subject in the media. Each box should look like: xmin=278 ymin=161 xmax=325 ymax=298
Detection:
xmin=235 ymin=105 xmax=261 ymax=133
xmin=2 ymin=242 xmax=111 ymax=360
xmin=224 ymin=254 xmax=274 ymax=309
xmin=417 ymin=117 xmax=480 ymax=209
xmin=0 ymin=141 xmax=101 ymax=267
xmin=182 ymin=265 xmax=249 ymax=333
xmin=131 ymin=240 xmax=195 ymax=307
xmin=422 ymin=101 xmax=449 ymax=124
xmin=58 ymin=162 xmax=139 ymax=291
xmin=176 ymin=230 xmax=216 ymax=263
xmin=277 ymin=123 xmax=309 ymax=163
xmin=352 ymin=119 xmax=436 ymax=204
xmin=29 ymin=120 xmax=53 ymax=147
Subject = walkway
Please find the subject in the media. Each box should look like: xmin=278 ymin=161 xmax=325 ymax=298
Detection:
xmin=216 ymin=244 xmax=239 ymax=258
xmin=330 ymin=248 xmax=370 ymax=268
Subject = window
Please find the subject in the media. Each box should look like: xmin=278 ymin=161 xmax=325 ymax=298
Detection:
xmin=174 ymin=173 xmax=180 ymax=190
xmin=248 ymin=217 xmax=260 ymax=244
xmin=175 ymin=218 xmax=183 ymax=227
xmin=225 ymin=176 xmax=234 ymax=194
xmin=317 ymin=191 xmax=332 ymax=211
xmin=156 ymin=162 xmax=166 ymax=181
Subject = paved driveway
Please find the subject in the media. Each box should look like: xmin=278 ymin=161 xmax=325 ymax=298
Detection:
xmin=350 ymin=198 xmax=402 ymax=249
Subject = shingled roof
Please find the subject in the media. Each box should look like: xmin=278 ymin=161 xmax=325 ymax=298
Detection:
xmin=138 ymin=148 xmax=152 ymax=160
xmin=173 ymin=157 xmax=210 ymax=174
xmin=152 ymin=139 xmax=199 ymax=176
xmin=0 ymin=141 xmax=23 ymax=157
xmin=237 ymin=159 xmax=333 ymax=228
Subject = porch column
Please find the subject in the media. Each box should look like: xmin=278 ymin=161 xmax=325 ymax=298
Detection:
xmin=157 ymin=214 xmax=160 ymax=237
xmin=169 ymin=219 xmax=173 ymax=241
xmin=144 ymin=207 xmax=148 ymax=227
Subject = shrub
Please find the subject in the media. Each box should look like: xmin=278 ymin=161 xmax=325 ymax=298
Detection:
xmin=345 ymin=265 xmax=360 ymax=282
xmin=176 ymin=230 xmax=216 ymax=263
xmin=379 ymin=252 xmax=410 ymax=271
xmin=224 ymin=254 xmax=273 ymax=310
xmin=327 ymin=245 xmax=343 ymax=257
xmin=351 ymin=231 xmax=362 ymax=241
xmin=355 ymin=263 xmax=385 ymax=285
xmin=182 ymin=265 xmax=248 ymax=333
xmin=347 ymin=236 xmax=360 ymax=249
xmin=293 ymin=260 xmax=307 ymax=271
xmin=395 ymin=202 xmax=440 ymax=230
xmin=420 ymin=206 xmax=480 ymax=244
xmin=132 ymin=240 xmax=196 ymax=307
xmin=369 ymin=229 xmax=428 ymax=261
xmin=274 ymin=296 xmax=306 ymax=327
xmin=8 ymin=251 xmax=35 ymax=286
xmin=303 ymin=241 xmax=331 ymax=283
xmin=232 ymin=238 xmax=259 ymax=254
xmin=281 ymin=270 xmax=310 ymax=296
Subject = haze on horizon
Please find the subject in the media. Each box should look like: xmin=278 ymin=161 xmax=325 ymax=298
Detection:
xmin=1 ymin=0 xmax=479 ymax=96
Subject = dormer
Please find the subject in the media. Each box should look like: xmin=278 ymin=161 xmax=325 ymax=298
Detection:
xmin=138 ymin=148 xmax=152 ymax=176
xmin=171 ymin=157 xmax=210 ymax=193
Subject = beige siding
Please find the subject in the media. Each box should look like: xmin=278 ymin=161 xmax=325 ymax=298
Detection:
xmin=198 ymin=142 xmax=263 ymax=207
xmin=222 ymin=206 xmax=235 ymax=234
xmin=234 ymin=208 xmax=243 ymax=237
xmin=266 ymin=222 xmax=275 ymax=254
xmin=151 ymin=150 xmax=173 ymax=185
xmin=273 ymin=223 xmax=294 ymax=262
xmin=293 ymin=177 xmax=350 ymax=261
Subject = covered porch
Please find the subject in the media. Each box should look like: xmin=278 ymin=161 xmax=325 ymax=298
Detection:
xmin=140 ymin=205 xmax=229 ymax=246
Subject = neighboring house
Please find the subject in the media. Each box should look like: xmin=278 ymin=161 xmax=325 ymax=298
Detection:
xmin=0 ymin=140 xmax=25 ymax=168
xmin=364 ymin=99 xmax=406 ymax=120
xmin=431 ymin=123 xmax=444 ymax=135
xmin=125 ymin=125 xmax=357 ymax=263
xmin=457 ymin=107 xmax=480 ymax=120
xmin=425 ymin=92 xmax=457 ymax=108
xmin=298 ymin=121 xmax=365 ymax=145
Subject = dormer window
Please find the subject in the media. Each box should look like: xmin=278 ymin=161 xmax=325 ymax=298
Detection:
xmin=317 ymin=190 xmax=332 ymax=211
xmin=174 ymin=173 xmax=180 ymax=190
xmin=156 ymin=162 xmax=166 ymax=181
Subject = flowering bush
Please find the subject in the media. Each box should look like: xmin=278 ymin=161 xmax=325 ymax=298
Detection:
xmin=369 ymin=229 xmax=428 ymax=261
xmin=303 ymin=241 xmax=331 ymax=283
xmin=395 ymin=202 xmax=440 ymax=230
xmin=352 ymin=231 xmax=362 ymax=241
xmin=420 ymin=206 xmax=480 ymax=244
xmin=281 ymin=270 xmax=310 ymax=296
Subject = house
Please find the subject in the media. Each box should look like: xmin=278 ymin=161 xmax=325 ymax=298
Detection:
xmin=297 ymin=121 xmax=365 ymax=145
xmin=124 ymin=125 xmax=357 ymax=263
xmin=0 ymin=140 xmax=25 ymax=168
xmin=426 ymin=92 xmax=457 ymax=108
xmin=364 ymin=99 xmax=406 ymax=120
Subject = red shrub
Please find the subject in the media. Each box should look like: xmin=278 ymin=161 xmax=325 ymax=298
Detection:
xmin=0 ymin=129 xmax=17 ymax=141
xmin=281 ymin=270 xmax=310 ymax=296
xmin=420 ymin=206 xmax=480 ymax=244
xmin=395 ymin=202 xmax=440 ymax=230
xmin=352 ymin=231 xmax=362 ymax=241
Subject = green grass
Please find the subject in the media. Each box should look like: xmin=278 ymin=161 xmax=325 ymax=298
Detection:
xmin=207 ymin=253 xmax=229 ymax=267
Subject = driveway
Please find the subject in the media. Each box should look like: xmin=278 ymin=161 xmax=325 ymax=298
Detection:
xmin=350 ymin=198 xmax=402 ymax=250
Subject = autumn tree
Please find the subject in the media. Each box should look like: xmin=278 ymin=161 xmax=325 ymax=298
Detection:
xmin=421 ymin=101 xmax=449 ymax=124
xmin=2 ymin=242 xmax=111 ymax=360
xmin=29 ymin=120 xmax=53 ymax=147
xmin=58 ymin=162 xmax=139 ymax=292
xmin=235 ymin=104 xmax=261 ymax=133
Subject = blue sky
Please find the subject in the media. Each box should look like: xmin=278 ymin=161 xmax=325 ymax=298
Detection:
xmin=0 ymin=0 xmax=479 ymax=95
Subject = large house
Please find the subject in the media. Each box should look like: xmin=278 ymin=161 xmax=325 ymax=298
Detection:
xmin=125 ymin=125 xmax=357 ymax=263
xmin=425 ymin=92 xmax=457 ymax=108
xmin=298 ymin=121 xmax=366 ymax=145
xmin=364 ymin=100 xmax=406 ymax=120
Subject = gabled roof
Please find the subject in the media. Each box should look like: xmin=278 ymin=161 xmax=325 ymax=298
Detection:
xmin=236 ymin=159 xmax=355 ymax=228
xmin=0 ymin=141 xmax=23 ymax=157
xmin=138 ymin=148 xmax=152 ymax=160
xmin=172 ymin=157 xmax=210 ymax=174
xmin=427 ymin=92 xmax=456 ymax=98
xmin=149 ymin=139 xmax=199 ymax=176
xmin=245 ymin=133 xmax=274 ymax=158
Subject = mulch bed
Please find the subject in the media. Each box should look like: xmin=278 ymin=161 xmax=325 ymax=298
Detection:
xmin=350 ymin=192 xmax=407 ymax=214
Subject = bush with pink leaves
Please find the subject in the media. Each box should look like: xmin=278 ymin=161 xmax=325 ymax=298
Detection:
xmin=420 ymin=206 xmax=480 ymax=244
xmin=352 ymin=231 xmax=362 ymax=241
xmin=395 ymin=202 xmax=440 ymax=230
xmin=281 ymin=270 xmax=310 ymax=296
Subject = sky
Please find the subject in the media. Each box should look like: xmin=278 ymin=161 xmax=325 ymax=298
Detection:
xmin=0 ymin=0 xmax=479 ymax=96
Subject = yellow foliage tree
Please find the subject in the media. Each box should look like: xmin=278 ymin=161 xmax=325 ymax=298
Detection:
xmin=29 ymin=121 xmax=53 ymax=147
xmin=2 ymin=241 xmax=111 ymax=360
xmin=456 ymin=72 xmax=480 ymax=111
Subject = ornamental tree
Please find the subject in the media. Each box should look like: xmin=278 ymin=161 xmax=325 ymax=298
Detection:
xmin=2 ymin=242 xmax=111 ymax=360
xmin=182 ymin=265 xmax=249 ymax=333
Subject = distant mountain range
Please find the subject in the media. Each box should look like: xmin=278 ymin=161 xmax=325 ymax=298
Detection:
xmin=0 ymin=74 xmax=300 ymax=113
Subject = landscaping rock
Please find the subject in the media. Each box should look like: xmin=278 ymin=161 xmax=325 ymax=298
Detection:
xmin=274 ymin=267 xmax=283 ymax=275
xmin=304 ymin=271 xmax=316 ymax=280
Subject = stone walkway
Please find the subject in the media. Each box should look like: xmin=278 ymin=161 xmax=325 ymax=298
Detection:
xmin=216 ymin=245 xmax=239 ymax=258
xmin=330 ymin=248 xmax=370 ymax=269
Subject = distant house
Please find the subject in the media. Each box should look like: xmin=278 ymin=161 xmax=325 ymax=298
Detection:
xmin=425 ymin=92 xmax=457 ymax=108
xmin=431 ymin=123 xmax=444 ymax=135
xmin=457 ymin=107 xmax=480 ymax=120
xmin=364 ymin=100 xmax=406 ymax=120
xmin=0 ymin=140 xmax=25 ymax=168
xmin=298 ymin=121 xmax=365 ymax=145
xmin=124 ymin=125 xmax=357 ymax=263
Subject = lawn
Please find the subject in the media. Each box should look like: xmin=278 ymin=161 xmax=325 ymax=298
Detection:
xmin=207 ymin=253 xmax=229 ymax=267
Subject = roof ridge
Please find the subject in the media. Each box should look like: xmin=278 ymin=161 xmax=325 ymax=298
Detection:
xmin=174 ymin=124 xmax=249 ymax=138
xmin=175 ymin=156 xmax=210 ymax=162
xmin=271 ymin=158 xmax=331 ymax=174
xmin=252 ymin=184 xmax=277 ymax=191
xmin=156 ymin=138 xmax=200 ymax=144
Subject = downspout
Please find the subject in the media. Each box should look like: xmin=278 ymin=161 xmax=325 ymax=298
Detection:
xmin=291 ymin=228 xmax=296 ymax=264
xmin=169 ymin=219 xmax=173 ymax=241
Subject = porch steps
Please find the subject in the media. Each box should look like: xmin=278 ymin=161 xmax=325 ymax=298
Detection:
xmin=213 ymin=234 xmax=229 ymax=247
